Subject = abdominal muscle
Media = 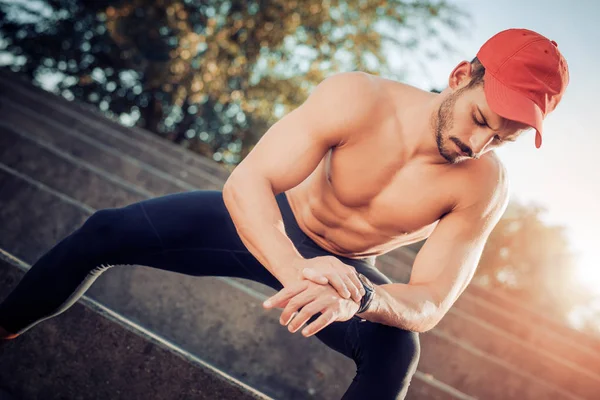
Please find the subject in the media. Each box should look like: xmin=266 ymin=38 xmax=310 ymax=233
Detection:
xmin=285 ymin=163 xmax=440 ymax=260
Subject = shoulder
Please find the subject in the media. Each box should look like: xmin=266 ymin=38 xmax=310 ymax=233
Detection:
xmin=319 ymin=71 xmax=379 ymax=93
xmin=309 ymin=72 xmax=389 ymax=140
xmin=457 ymin=152 xmax=510 ymax=218
xmin=321 ymin=71 xmax=413 ymax=105
xmin=318 ymin=72 xmax=384 ymax=109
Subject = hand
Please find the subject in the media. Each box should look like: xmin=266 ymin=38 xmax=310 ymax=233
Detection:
xmin=263 ymin=279 xmax=360 ymax=337
xmin=293 ymin=256 xmax=365 ymax=303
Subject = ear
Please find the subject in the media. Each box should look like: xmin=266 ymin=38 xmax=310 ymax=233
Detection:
xmin=448 ymin=61 xmax=473 ymax=90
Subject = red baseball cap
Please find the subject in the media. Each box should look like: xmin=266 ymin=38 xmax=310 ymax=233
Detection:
xmin=476 ymin=28 xmax=569 ymax=148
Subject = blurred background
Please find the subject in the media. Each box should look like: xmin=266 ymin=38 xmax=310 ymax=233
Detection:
xmin=0 ymin=1 xmax=598 ymax=398
xmin=0 ymin=0 xmax=597 ymax=336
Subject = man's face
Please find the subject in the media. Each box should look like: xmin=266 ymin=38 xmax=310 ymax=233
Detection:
xmin=433 ymin=84 xmax=531 ymax=164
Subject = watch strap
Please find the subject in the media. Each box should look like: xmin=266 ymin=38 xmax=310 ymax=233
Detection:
xmin=356 ymin=273 xmax=375 ymax=314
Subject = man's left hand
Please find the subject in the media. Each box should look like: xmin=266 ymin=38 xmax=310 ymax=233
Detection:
xmin=263 ymin=280 xmax=360 ymax=337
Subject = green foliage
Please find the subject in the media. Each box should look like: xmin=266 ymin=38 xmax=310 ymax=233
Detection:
xmin=0 ymin=0 xmax=468 ymax=170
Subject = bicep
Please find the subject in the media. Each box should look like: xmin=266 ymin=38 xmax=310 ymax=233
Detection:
xmin=228 ymin=71 xmax=378 ymax=194
xmin=410 ymin=183 xmax=509 ymax=312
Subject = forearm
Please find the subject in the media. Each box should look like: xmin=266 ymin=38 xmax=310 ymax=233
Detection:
xmin=356 ymin=282 xmax=440 ymax=332
xmin=222 ymin=175 xmax=305 ymax=287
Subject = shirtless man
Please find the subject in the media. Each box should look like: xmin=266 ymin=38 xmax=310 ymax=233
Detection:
xmin=0 ymin=28 xmax=568 ymax=399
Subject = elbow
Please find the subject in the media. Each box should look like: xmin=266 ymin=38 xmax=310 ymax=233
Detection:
xmin=415 ymin=311 xmax=444 ymax=333
xmin=223 ymin=171 xmax=242 ymax=194
xmin=223 ymin=171 xmax=248 ymax=200
xmin=222 ymin=178 xmax=236 ymax=203
xmin=223 ymin=173 xmax=245 ymax=211
xmin=410 ymin=305 xmax=443 ymax=333
xmin=222 ymin=172 xmax=273 ymax=211
xmin=224 ymin=169 xmax=268 ymax=191
xmin=408 ymin=319 xmax=437 ymax=333
xmin=415 ymin=320 xmax=439 ymax=333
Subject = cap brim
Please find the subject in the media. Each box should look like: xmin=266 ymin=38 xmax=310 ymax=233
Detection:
xmin=483 ymin=73 xmax=545 ymax=148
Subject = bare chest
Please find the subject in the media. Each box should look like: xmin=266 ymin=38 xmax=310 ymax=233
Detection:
xmin=319 ymin=131 xmax=457 ymax=237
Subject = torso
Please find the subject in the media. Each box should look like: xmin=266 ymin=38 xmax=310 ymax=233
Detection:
xmin=285 ymin=76 xmax=496 ymax=259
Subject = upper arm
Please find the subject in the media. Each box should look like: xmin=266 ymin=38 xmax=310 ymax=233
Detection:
xmin=226 ymin=71 xmax=380 ymax=194
xmin=409 ymin=161 xmax=510 ymax=320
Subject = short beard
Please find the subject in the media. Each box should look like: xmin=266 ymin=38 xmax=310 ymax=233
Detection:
xmin=434 ymin=88 xmax=467 ymax=164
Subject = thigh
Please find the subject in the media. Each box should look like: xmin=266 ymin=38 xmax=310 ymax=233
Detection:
xmin=103 ymin=190 xmax=273 ymax=283
xmin=136 ymin=189 xmax=247 ymax=253
xmin=309 ymin=314 xmax=361 ymax=359
xmin=311 ymin=311 xmax=419 ymax=400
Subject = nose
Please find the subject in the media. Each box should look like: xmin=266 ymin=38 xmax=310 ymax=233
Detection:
xmin=468 ymin=129 xmax=495 ymax=157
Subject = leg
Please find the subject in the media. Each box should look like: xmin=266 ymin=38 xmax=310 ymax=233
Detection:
xmin=296 ymin=238 xmax=421 ymax=399
xmin=338 ymin=319 xmax=420 ymax=400
xmin=305 ymin=303 xmax=420 ymax=400
xmin=0 ymin=190 xmax=283 ymax=337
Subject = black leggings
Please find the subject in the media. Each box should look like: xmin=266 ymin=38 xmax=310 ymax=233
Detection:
xmin=0 ymin=190 xmax=420 ymax=399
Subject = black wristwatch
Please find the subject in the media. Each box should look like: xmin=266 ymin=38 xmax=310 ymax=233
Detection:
xmin=356 ymin=272 xmax=375 ymax=314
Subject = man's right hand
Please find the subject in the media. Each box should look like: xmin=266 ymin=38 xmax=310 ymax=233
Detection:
xmin=264 ymin=278 xmax=360 ymax=337
xmin=291 ymin=256 xmax=365 ymax=303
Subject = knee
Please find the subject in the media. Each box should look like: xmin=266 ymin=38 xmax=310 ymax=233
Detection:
xmin=384 ymin=329 xmax=420 ymax=371
xmin=361 ymin=326 xmax=420 ymax=375
xmin=77 ymin=208 xmax=129 ymax=254
xmin=354 ymin=327 xmax=420 ymax=398
xmin=81 ymin=208 xmax=124 ymax=237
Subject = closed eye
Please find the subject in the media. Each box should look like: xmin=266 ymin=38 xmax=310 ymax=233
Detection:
xmin=473 ymin=112 xmax=518 ymax=143
xmin=472 ymin=114 xmax=486 ymax=127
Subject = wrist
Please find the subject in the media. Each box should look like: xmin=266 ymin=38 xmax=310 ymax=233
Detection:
xmin=277 ymin=257 xmax=307 ymax=288
xmin=355 ymin=273 xmax=376 ymax=314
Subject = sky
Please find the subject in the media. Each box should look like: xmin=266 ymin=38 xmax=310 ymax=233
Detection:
xmin=396 ymin=0 xmax=600 ymax=297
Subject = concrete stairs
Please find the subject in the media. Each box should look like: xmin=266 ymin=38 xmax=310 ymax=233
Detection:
xmin=0 ymin=250 xmax=270 ymax=400
xmin=1 ymin=68 xmax=599 ymax=399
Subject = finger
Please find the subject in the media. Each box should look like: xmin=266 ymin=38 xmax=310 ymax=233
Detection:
xmin=266 ymin=285 xmax=305 ymax=309
xmin=341 ymin=273 xmax=362 ymax=303
xmin=328 ymin=273 xmax=351 ymax=299
xmin=264 ymin=281 xmax=308 ymax=309
xmin=349 ymin=270 xmax=366 ymax=297
xmin=280 ymin=291 xmax=315 ymax=325
xmin=282 ymin=310 xmax=299 ymax=327
xmin=302 ymin=311 xmax=337 ymax=338
xmin=286 ymin=302 xmax=324 ymax=333
xmin=302 ymin=268 xmax=329 ymax=284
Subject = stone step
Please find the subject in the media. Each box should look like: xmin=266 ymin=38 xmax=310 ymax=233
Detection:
xmin=6 ymin=119 xmax=595 ymax=398
xmin=4 ymin=81 xmax=600 ymax=376
xmin=0 ymin=171 xmax=470 ymax=400
xmin=0 ymin=147 xmax=586 ymax=399
xmin=469 ymin=283 xmax=600 ymax=353
xmin=0 ymin=69 xmax=231 ymax=183
xmin=4 ymin=67 xmax=600 ymax=370
xmin=0 ymin=250 xmax=271 ymax=400
xmin=0 ymin=99 xmax=218 ymax=194
xmin=0 ymin=117 xmax=274 ymax=300
xmin=3 ymin=67 xmax=598 ymax=398
xmin=378 ymin=248 xmax=600 ymax=374
xmin=385 ymin=246 xmax=600 ymax=354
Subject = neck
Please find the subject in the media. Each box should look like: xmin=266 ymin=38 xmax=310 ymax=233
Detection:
xmin=398 ymin=91 xmax=451 ymax=165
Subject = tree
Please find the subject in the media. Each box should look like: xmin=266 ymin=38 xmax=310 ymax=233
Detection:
xmin=0 ymin=0 xmax=468 ymax=170
xmin=476 ymin=200 xmax=592 ymax=325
